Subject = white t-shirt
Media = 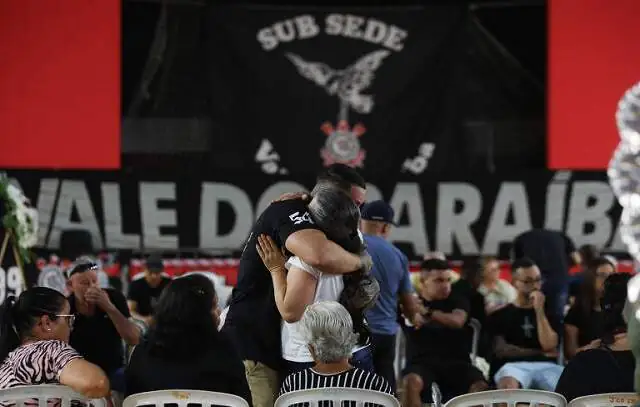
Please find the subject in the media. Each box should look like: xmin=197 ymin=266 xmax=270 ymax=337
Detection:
xmin=281 ymin=248 xmax=369 ymax=362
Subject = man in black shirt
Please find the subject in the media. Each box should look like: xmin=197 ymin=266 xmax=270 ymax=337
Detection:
xmin=222 ymin=164 xmax=372 ymax=407
xmin=402 ymin=259 xmax=488 ymax=407
xmin=488 ymin=258 xmax=564 ymax=391
xmin=66 ymin=260 xmax=141 ymax=392
xmin=127 ymin=254 xmax=171 ymax=326
xmin=512 ymin=229 xmax=580 ymax=320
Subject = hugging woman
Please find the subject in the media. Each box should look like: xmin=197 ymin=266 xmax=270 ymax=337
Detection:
xmin=256 ymin=186 xmax=379 ymax=377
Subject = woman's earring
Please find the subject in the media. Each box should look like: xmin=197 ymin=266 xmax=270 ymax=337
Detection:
xmin=46 ymin=327 xmax=51 ymax=332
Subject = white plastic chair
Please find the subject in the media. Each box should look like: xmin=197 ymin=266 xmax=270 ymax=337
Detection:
xmin=123 ymin=390 xmax=249 ymax=407
xmin=444 ymin=389 xmax=567 ymax=407
xmin=394 ymin=328 xmax=406 ymax=385
xmin=274 ymin=388 xmax=400 ymax=407
xmin=469 ymin=318 xmax=481 ymax=360
xmin=0 ymin=384 xmax=107 ymax=407
xmin=569 ymin=393 xmax=640 ymax=407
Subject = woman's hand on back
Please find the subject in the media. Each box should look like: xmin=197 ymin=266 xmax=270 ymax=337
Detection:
xmin=256 ymin=234 xmax=287 ymax=273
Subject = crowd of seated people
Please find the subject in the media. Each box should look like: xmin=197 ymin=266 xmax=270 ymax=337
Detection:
xmin=0 ymin=225 xmax=637 ymax=407
xmin=396 ymin=250 xmax=638 ymax=405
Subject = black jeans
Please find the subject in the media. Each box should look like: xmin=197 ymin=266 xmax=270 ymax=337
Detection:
xmin=371 ymin=333 xmax=397 ymax=390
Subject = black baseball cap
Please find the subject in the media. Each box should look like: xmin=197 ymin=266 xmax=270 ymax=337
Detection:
xmin=146 ymin=254 xmax=164 ymax=273
xmin=360 ymin=200 xmax=396 ymax=225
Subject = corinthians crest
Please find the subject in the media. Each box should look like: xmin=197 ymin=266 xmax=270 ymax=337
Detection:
xmin=285 ymin=49 xmax=391 ymax=168
xmin=320 ymin=120 xmax=366 ymax=167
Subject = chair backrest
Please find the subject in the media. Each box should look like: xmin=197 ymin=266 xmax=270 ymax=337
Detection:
xmin=444 ymin=389 xmax=567 ymax=407
xmin=569 ymin=393 xmax=640 ymax=407
xmin=0 ymin=384 xmax=106 ymax=407
xmin=469 ymin=318 xmax=481 ymax=360
xmin=274 ymin=388 xmax=400 ymax=407
xmin=123 ymin=390 xmax=249 ymax=407
xmin=394 ymin=329 xmax=406 ymax=385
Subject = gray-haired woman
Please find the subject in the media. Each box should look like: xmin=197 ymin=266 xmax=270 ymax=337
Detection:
xmin=279 ymin=301 xmax=394 ymax=397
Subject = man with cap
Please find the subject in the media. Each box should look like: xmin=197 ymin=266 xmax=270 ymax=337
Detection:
xmin=360 ymin=200 xmax=423 ymax=390
xmin=66 ymin=259 xmax=141 ymax=392
xmin=127 ymin=254 xmax=171 ymax=326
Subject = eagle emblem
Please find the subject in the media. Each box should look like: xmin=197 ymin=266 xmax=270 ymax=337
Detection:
xmin=285 ymin=50 xmax=390 ymax=114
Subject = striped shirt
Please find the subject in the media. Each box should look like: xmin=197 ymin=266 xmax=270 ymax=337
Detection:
xmin=0 ymin=340 xmax=81 ymax=389
xmin=0 ymin=340 xmax=82 ymax=407
xmin=280 ymin=367 xmax=394 ymax=407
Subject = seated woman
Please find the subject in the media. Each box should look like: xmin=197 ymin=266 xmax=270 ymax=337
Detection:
xmin=279 ymin=301 xmax=394 ymax=398
xmin=477 ymin=256 xmax=516 ymax=314
xmin=125 ymin=274 xmax=251 ymax=402
xmin=555 ymin=273 xmax=635 ymax=401
xmin=0 ymin=287 xmax=110 ymax=398
xmin=256 ymin=187 xmax=377 ymax=376
xmin=563 ymin=256 xmax=616 ymax=360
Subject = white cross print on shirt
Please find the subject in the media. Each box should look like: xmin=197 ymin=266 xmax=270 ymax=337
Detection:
xmin=521 ymin=316 xmax=535 ymax=338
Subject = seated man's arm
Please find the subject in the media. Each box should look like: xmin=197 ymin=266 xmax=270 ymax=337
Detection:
xmin=429 ymin=308 xmax=467 ymax=329
xmin=285 ymin=229 xmax=363 ymax=275
xmin=428 ymin=295 xmax=470 ymax=329
xmin=493 ymin=335 xmax=542 ymax=359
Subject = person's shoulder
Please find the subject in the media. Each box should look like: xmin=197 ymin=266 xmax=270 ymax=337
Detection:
xmin=33 ymin=339 xmax=76 ymax=353
xmin=564 ymin=303 xmax=580 ymax=320
xmin=129 ymin=278 xmax=145 ymax=288
xmin=496 ymin=279 xmax=512 ymax=289
xmin=447 ymin=292 xmax=469 ymax=308
xmin=493 ymin=303 xmax=515 ymax=317
xmin=268 ymin=199 xmax=309 ymax=217
xmin=105 ymin=287 xmax=127 ymax=302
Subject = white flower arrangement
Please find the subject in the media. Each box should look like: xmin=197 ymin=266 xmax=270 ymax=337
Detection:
xmin=0 ymin=175 xmax=38 ymax=262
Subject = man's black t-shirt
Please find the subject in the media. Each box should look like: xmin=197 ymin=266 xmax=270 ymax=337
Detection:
xmin=223 ymin=200 xmax=321 ymax=370
xmin=127 ymin=277 xmax=171 ymax=317
xmin=69 ymin=289 xmax=131 ymax=375
xmin=487 ymin=304 xmax=560 ymax=364
xmin=403 ymin=294 xmax=470 ymax=364
xmin=564 ymin=305 xmax=604 ymax=347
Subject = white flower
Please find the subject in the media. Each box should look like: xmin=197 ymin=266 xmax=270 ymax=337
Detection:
xmin=5 ymin=183 xmax=39 ymax=249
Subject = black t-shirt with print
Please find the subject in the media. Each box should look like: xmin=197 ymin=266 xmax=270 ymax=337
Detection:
xmin=564 ymin=304 xmax=605 ymax=347
xmin=487 ymin=303 xmax=561 ymax=364
xmin=222 ymin=199 xmax=321 ymax=370
xmin=403 ymin=294 xmax=471 ymax=365
xmin=69 ymin=289 xmax=131 ymax=375
xmin=127 ymin=277 xmax=171 ymax=317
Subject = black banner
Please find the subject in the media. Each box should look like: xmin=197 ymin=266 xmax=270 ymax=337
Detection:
xmin=205 ymin=5 xmax=467 ymax=178
xmin=5 ymin=170 xmax=626 ymax=261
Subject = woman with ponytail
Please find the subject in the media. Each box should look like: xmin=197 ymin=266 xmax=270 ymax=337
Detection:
xmin=0 ymin=287 xmax=109 ymax=398
xmin=555 ymin=273 xmax=635 ymax=401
